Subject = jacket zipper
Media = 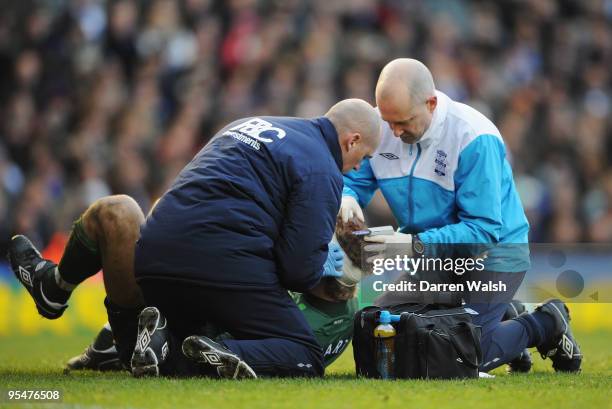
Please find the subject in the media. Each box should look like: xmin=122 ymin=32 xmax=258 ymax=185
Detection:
xmin=407 ymin=143 xmax=422 ymax=232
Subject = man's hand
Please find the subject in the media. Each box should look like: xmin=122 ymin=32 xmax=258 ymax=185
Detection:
xmin=364 ymin=232 xmax=413 ymax=262
xmin=339 ymin=196 xmax=364 ymax=223
xmin=321 ymin=242 xmax=344 ymax=278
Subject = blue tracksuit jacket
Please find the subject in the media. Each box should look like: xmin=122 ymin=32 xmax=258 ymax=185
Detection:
xmin=344 ymin=91 xmax=530 ymax=272
xmin=134 ymin=116 xmax=343 ymax=291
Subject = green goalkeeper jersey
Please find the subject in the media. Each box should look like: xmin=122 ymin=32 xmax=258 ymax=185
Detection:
xmin=290 ymin=292 xmax=358 ymax=367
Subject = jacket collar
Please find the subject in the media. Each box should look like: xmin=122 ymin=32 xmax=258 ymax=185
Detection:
xmin=312 ymin=117 xmax=343 ymax=172
xmin=416 ymin=90 xmax=449 ymax=148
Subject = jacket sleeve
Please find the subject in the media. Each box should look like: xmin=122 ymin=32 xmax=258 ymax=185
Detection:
xmin=274 ymin=172 xmax=342 ymax=292
xmin=342 ymin=158 xmax=378 ymax=207
xmin=419 ymin=134 xmax=504 ymax=249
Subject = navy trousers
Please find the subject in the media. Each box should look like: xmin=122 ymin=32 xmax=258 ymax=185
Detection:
xmin=467 ymin=301 xmax=532 ymax=371
xmin=138 ymin=280 xmax=324 ymax=378
xmin=457 ymin=271 xmax=532 ymax=371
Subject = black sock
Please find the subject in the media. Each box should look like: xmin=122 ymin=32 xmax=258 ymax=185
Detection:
xmin=517 ymin=311 xmax=555 ymax=347
xmin=531 ymin=310 xmax=556 ymax=341
xmin=92 ymin=323 xmax=116 ymax=350
xmin=105 ymin=298 xmax=142 ymax=368
xmin=57 ymin=216 xmax=102 ymax=286
xmin=40 ymin=267 xmax=71 ymax=305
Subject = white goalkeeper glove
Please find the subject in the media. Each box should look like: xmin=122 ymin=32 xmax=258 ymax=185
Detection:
xmin=340 ymin=196 xmax=364 ymax=223
xmin=363 ymin=232 xmax=413 ymax=262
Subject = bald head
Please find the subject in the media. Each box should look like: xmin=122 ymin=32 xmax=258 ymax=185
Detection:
xmin=325 ymin=99 xmax=380 ymax=146
xmin=376 ymin=58 xmax=435 ymax=104
xmin=375 ymin=59 xmax=438 ymax=144
xmin=324 ymin=98 xmax=381 ymax=173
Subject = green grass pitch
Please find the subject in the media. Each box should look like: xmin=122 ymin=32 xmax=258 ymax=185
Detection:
xmin=0 ymin=330 xmax=610 ymax=409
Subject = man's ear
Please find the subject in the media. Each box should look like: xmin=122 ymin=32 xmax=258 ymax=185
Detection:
xmin=426 ymin=96 xmax=438 ymax=113
xmin=348 ymin=132 xmax=362 ymax=150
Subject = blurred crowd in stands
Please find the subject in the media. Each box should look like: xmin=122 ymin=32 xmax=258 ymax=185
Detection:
xmin=1 ymin=0 xmax=611 ymax=258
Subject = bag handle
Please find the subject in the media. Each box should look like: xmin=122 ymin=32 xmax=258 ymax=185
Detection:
xmin=449 ymin=322 xmax=482 ymax=369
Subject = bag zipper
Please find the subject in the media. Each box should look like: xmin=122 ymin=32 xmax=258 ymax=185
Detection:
xmin=426 ymin=329 xmax=433 ymax=378
xmin=403 ymin=311 xmax=471 ymax=319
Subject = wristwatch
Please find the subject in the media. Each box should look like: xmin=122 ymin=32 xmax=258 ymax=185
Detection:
xmin=412 ymin=234 xmax=425 ymax=256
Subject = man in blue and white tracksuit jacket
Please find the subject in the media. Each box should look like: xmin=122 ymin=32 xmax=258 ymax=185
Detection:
xmin=344 ymin=90 xmax=530 ymax=263
xmin=341 ymin=59 xmax=575 ymax=373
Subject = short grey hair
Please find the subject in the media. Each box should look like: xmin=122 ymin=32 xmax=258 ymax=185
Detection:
xmin=325 ymin=99 xmax=381 ymax=148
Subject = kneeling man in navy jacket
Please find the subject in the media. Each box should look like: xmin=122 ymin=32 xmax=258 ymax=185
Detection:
xmin=132 ymin=99 xmax=381 ymax=378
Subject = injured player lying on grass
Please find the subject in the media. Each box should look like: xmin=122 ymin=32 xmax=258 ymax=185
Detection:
xmin=8 ymin=195 xmax=373 ymax=376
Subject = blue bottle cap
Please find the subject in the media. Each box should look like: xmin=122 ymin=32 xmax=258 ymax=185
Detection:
xmin=379 ymin=310 xmax=391 ymax=324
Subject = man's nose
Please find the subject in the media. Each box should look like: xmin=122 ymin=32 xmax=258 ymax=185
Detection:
xmin=391 ymin=125 xmax=402 ymax=138
xmin=353 ymin=162 xmax=361 ymax=171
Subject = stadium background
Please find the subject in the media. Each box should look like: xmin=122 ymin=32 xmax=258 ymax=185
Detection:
xmin=0 ymin=0 xmax=611 ymax=337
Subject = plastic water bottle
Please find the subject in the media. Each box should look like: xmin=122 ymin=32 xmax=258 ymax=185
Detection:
xmin=374 ymin=310 xmax=396 ymax=379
